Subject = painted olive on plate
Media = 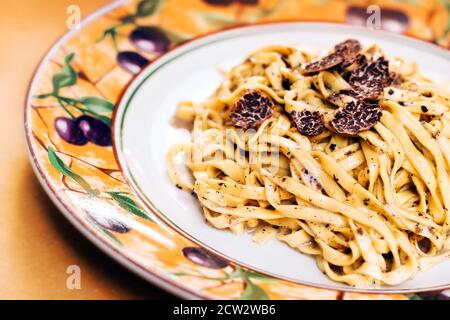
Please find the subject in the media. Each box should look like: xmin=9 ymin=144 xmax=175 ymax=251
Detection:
xmin=378 ymin=8 xmax=409 ymax=33
xmin=236 ymin=0 xmax=259 ymax=4
xmin=130 ymin=26 xmax=171 ymax=54
xmin=54 ymin=117 xmax=88 ymax=146
xmin=76 ymin=115 xmax=112 ymax=146
xmin=87 ymin=212 xmax=131 ymax=233
xmin=117 ymin=51 xmax=149 ymax=75
xmin=182 ymin=247 xmax=229 ymax=269
xmin=203 ymin=0 xmax=234 ymax=5
xmin=418 ymin=290 xmax=450 ymax=300
xmin=346 ymin=6 xmax=409 ymax=33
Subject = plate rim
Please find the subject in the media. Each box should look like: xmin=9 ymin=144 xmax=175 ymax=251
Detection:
xmin=23 ymin=0 xmax=206 ymax=300
xmin=23 ymin=0 xmax=450 ymax=298
xmin=114 ymin=21 xmax=450 ymax=294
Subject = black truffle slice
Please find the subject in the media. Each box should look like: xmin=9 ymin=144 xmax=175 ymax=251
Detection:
xmin=230 ymin=90 xmax=274 ymax=129
xmin=340 ymin=56 xmax=392 ymax=100
xmin=334 ymin=39 xmax=362 ymax=66
xmin=291 ymin=110 xmax=326 ymax=136
xmin=302 ymin=39 xmax=362 ymax=75
xmin=330 ymin=101 xmax=382 ymax=136
xmin=303 ymin=53 xmax=344 ymax=76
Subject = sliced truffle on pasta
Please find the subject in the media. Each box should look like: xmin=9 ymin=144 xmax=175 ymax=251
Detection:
xmin=291 ymin=110 xmax=326 ymax=137
xmin=302 ymin=39 xmax=362 ymax=75
xmin=334 ymin=39 xmax=362 ymax=67
xmin=340 ymin=56 xmax=393 ymax=100
xmin=302 ymin=54 xmax=344 ymax=76
xmin=330 ymin=100 xmax=382 ymax=136
xmin=230 ymin=90 xmax=274 ymax=130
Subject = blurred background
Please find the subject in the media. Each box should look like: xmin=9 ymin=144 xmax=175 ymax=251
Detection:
xmin=0 ymin=0 xmax=448 ymax=299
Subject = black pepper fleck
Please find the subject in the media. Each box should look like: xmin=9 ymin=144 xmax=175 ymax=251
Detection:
xmin=282 ymin=78 xmax=291 ymax=90
xmin=329 ymin=143 xmax=336 ymax=152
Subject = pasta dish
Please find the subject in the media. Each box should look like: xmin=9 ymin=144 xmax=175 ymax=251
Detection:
xmin=167 ymin=39 xmax=450 ymax=287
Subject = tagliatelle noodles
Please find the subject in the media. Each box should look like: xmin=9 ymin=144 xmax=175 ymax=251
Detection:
xmin=167 ymin=42 xmax=450 ymax=287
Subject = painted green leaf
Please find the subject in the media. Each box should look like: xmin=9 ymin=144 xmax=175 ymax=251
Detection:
xmin=47 ymin=147 xmax=98 ymax=195
xmin=225 ymin=266 xmax=244 ymax=280
xmin=136 ymin=0 xmax=163 ymax=17
xmin=226 ymin=267 xmax=275 ymax=282
xmin=97 ymin=27 xmax=118 ymax=47
xmin=240 ymin=279 xmax=269 ymax=300
xmin=244 ymin=271 xmax=277 ymax=282
xmin=34 ymin=93 xmax=53 ymax=99
xmin=78 ymin=96 xmax=115 ymax=113
xmin=444 ymin=0 xmax=450 ymax=33
xmin=94 ymin=114 xmax=112 ymax=126
xmin=52 ymin=53 xmax=77 ymax=94
xmin=107 ymin=192 xmax=153 ymax=221
xmin=120 ymin=15 xmax=136 ymax=24
xmin=160 ymin=28 xmax=190 ymax=44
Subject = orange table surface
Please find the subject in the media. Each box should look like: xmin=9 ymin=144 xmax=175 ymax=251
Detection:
xmin=0 ymin=0 xmax=174 ymax=299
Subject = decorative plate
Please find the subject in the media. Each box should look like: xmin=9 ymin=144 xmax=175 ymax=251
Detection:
xmin=25 ymin=0 xmax=450 ymax=300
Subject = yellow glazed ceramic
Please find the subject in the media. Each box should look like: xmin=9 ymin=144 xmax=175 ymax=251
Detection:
xmin=25 ymin=0 xmax=450 ymax=300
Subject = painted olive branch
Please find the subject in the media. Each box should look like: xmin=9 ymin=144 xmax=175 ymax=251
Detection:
xmin=97 ymin=0 xmax=165 ymax=48
xmin=48 ymin=146 xmax=99 ymax=196
xmin=57 ymin=96 xmax=113 ymax=126
xmin=47 ymin=148 xmax=154 ymax=224
xmin=56 ymin=97 xmax=76 ymax=119
xmin=107 ymin=191 xmax=154 ymax=222
xmin=34 ymin=53 xmax=114 ymax=146
xmin=34 ymin=53 xmax=114 ymax=126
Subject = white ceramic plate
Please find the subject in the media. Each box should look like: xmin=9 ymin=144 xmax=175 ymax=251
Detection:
xmin=115 ymin=22 xmax=450 ymax=292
